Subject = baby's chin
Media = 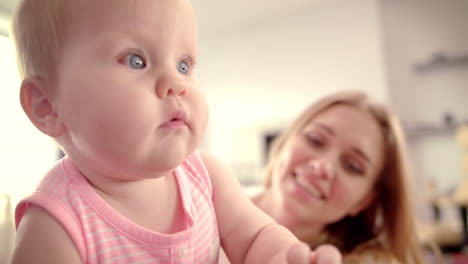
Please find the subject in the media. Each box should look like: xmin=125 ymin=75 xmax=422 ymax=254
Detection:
xmin=67 ymin=139 xmax=196 ymax=179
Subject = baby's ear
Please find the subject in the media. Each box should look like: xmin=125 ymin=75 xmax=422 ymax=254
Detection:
xmin=20 ymin=77 xmax=66 ymax=138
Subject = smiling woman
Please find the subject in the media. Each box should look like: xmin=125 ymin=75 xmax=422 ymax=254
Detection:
xmin=252 ymin=90 xmax=425 ymax=263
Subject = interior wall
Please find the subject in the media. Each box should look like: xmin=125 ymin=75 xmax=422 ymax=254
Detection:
xmin=380 ymin=0 xmax=468 ymax=194
xmin=0 ymin=0 xmax=16 ymax=36
xmin=0 ymin=0 xmax=391 ymax=196
xmin=0 ymin=36 xmax=57 ymax=207
xmin=198 ymin=0 xmax=389 ymax=183
xmin=0 ymin=13 xmax=10 ymax=36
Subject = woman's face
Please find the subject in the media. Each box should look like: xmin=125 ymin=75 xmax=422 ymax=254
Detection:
xmin=270 ymin=104 xmax=385 ymax=225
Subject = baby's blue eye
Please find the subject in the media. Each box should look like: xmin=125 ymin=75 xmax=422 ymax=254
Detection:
xmin=126 ymin=54 xmax=146 ymax=69
xmin=177 ymin=60 xmax=189 ymax=75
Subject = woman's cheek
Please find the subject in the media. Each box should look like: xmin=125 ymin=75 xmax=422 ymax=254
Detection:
xmin=276 ymin=152 xmax=293 ymax=179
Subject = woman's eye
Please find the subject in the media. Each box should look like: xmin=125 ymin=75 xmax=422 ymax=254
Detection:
xmin=123 ymin=54 xmax=146 ymax=69
xmin=177 ymin=60 xmax=190 ymax=75
xmin=344 ymin=160 xmax=364 ymax=175
xmin=306 ymin=134 xmax=324 ymax=147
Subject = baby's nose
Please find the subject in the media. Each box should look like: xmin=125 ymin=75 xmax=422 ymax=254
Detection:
xmin=155 ymin=74 xmax=188 ymax=99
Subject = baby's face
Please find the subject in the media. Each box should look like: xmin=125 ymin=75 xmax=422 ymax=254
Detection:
xmin=53 ymin=0 xmax=208 ymax=179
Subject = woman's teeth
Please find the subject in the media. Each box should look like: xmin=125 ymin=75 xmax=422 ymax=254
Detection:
xmin=294 ymin=173 xmax=325 ymax=200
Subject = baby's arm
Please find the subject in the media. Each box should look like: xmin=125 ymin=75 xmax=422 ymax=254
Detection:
xmin=200 ymin=150 xmax=340 ymax=264
xmin=11 ymin=205 xmax=82 ymax=264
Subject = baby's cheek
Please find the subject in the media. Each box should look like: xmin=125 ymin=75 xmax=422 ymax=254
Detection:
xmin=194 ymin=94 xmax=209 ymax=128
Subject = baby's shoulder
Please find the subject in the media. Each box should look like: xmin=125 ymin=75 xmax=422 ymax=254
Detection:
xmin=12 ymin=205 xmax=83 ymax=264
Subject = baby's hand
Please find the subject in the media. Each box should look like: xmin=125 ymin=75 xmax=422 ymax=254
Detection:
xmin=286 ymin=243 xmax=342 ymax=264
xmin=310 ymin=245 xmax=342 ymax=264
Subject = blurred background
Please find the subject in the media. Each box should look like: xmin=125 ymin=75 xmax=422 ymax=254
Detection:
xmin=1 ymin=0 xmax=467 ymax=262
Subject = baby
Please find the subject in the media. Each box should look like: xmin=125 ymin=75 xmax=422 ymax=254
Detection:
xmin=10 ymin=0 xmax=341 ymax=263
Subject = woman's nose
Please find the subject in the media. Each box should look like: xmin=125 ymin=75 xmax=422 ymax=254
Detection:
xmin=155 ymin=74 xmax=187 ymax=99
xmin=308 ymin=159 xmax=335 ymax=181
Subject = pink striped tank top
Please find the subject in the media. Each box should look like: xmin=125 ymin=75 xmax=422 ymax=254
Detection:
xmin=15 ymin=151 xmax=220 ymax=264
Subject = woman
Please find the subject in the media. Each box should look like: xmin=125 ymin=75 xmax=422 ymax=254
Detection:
xmin=253 ymin=90 xmax=423 ymax=263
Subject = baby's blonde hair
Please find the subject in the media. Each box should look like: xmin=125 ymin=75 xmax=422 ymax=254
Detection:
xmin=11 ymin=0 xmax=70 ymax=81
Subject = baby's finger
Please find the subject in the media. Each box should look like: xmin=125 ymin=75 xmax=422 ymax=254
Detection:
xmin=313 ymin=245 xmax=342 ymax=264
xmin=286 ymin=242 xmax=310 ymax=263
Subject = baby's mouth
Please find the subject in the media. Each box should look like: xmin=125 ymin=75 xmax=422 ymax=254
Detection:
xmin=160 ymin=110 xmax=189 ymax=129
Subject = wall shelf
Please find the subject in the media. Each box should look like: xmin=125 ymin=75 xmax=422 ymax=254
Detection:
xmin=413 ymin=52 xmax=468 ymax=74
xmin=403 ymin=121 xmax=458 ymax=139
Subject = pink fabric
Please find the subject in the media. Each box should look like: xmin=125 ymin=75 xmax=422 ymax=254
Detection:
xmin=15 ymin=151 xmax=220 ymax=264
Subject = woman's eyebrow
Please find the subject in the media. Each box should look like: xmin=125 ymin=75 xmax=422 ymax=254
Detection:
xmin=312 ymin=123 xmax=373 ymax=165
xmin=313 ymin=123 xmax=335 ymax=135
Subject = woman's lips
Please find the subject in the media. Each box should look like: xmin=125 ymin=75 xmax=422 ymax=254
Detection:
xmin=293 ymin=172 xmax=326 ymax=201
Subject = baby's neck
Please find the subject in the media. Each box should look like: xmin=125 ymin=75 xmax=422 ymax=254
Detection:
xmin=89 ymin=173 xmax=169 ymax=202
xmin=87 ymin=171 xmax=186 ymax=234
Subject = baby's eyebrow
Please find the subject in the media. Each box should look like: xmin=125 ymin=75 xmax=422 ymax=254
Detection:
xmin=95 ymin=32 xmax=127 ymax=46
xmin=88 ymin=33 xmax=122 ymax=52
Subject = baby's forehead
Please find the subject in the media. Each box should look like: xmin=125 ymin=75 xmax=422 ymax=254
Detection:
xmin=66 ymin=0 xmax=182 ymax=28
xmin=59 ymin=0 xmax=197 ymax=52
xmin=63 ymin=1 xmax=139 ymax=37
xmin=68 ymin=0 xmax=190 ymax=16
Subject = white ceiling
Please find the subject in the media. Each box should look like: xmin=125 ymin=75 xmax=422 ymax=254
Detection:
xmin=0 ymin=0 xmax=322 ymax=38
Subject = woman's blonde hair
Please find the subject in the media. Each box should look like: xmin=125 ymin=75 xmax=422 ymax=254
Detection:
xmin=263 ymin=90 xmax=423 ymax=263
xmin=11 ymin=0 xmax=70 ymax=80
